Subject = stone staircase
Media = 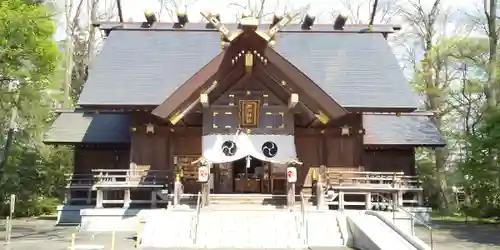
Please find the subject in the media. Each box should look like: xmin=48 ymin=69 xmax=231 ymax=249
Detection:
xmin=208 ymin=193 xmax=325 ymax=210
xmin=140 ymin=194 xmax=345 ymax=249
xmin=140 ymin=209 xmax=195 ymax=248
xmin=197 ymin=209 xmax=304 ymax=248
xmin=306 ymin=211 xmax=344 ymax=247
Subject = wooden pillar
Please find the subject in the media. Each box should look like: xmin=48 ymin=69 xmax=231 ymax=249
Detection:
xmin=397 ymin=190 xmax=403 ymax=207
xmin=151 ymin=190 xmax=157 ymax=208
xmin=96 ymin=189 xmax=103 ymax=208
xmin=66 ymin=190 xmax=72 ymax=205
xmin=392 ymin=192 xmax=398 ymax=210
xmin=123 ymin=189 xmax=131 ymax=208
xmin=316 ymin=165 xmax=326 ymax=209
xmin=174 ymin=178 xmax=182 ymax=206
xmin=417 ymin=192 xmax=424 ymax=206
xmin=365 ymin=192 xmax=372 ymax=210
xmin=287 ymin=182 xmax=295 ymax=208
xmin=286 ymin=164 xmax=297 ymax=209
xmin=201 ymin=182 xmax=209 ymax=207
xmin=338 ymin=191 xmax=344 ymax=210
xmin=86 ymin=188 xmax=92 ymax=205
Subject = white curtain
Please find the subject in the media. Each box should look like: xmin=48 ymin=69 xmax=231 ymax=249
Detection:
xmin=202 ymin=133 xmax=297 ymax=164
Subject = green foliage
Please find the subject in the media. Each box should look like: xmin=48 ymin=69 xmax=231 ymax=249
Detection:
xmin=415 ymin=150 xmax=440 ymax=208
xmin=457 ymin=109 xmax=500 ymax=221
xmin=0 ymin=0 xmax=73 ymax=217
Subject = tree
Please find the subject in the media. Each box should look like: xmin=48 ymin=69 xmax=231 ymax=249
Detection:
xmin=482 ymin=0 xmax=498 ymax=109
xmin=399 ymin=0 xmax=456 ymax=214
xmin=0 ymin=0 xmax=72 ymax=216
xmin=458 ymin=107 xmax=500 ymax=220
xmin=228 ymin=0 xmax=268 ymax=21
xmin=338 ymin=0 xmax=400 ymax=24
xmin=60 ymin=0 xmax=116 ymax=104
xmin=158 ymin=0 xmax=200 ymax=22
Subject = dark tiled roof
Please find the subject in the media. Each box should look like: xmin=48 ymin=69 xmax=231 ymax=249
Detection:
xmin=78 ymin=30 xmax=221 ymax=105
xmin=275 ymin=32 xmax=418 ymax=109
xmin=94 ymin=22 xmax=400 ymax=33
xmin=43 ymin=112 xmax=131 ymax=144
xmin=363 ymin=114 xmax=445 ymax=146
xmin=78 ymin=24 xmax=418 ymax=109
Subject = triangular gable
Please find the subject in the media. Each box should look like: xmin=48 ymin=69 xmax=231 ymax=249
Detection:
xmin=262 ymin=47 xmax=347 ymax=120
xmin=152 ymin=52 xmax=225 ymax=119
xmin=152 ymin=30 xmax=266 ymax=122
xmin=152 ymin=28 xmax=348 ymax=123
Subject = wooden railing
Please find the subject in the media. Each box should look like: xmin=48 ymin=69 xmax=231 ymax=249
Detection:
xmin=324 ymin=171 xmax=421 ymax=188
xmin=319 ymin=170 xmax=424 ymax=208
xmin=92 ymin=169 xmax=169 ymax=187
xmin=65 ymin=174 xmax=94 ymax=188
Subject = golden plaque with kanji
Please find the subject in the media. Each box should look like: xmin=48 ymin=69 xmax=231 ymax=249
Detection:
xmin=239 ymin=100 xmax=259 ymax=127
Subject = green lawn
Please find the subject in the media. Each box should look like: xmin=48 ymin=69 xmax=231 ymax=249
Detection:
xmin=432 ymin=213 xmax=499 ymax=224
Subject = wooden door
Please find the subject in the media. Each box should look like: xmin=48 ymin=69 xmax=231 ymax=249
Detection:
xmin=216 ymin=163 xmax=234 ymax=193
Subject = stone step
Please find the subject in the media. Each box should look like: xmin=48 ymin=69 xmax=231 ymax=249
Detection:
xmin=140 ymin=210 xmax=195 ymax=248
xmin=197 ymin=210 xmax=304 ymax=248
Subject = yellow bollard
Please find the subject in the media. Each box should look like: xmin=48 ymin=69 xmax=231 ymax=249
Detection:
xmin=111 ymin=231 xmax=116 ymax=250
xmin=70 ymin=233 xmax=76 ymax=250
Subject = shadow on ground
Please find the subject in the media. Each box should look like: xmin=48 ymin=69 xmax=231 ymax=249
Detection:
xmin=417 ymin=220 xmax=500 ymax=248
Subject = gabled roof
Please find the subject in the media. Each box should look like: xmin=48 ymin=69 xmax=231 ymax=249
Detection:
xmin=275 ymin=33 xmax=418 ymax=109
xmin=43 ymin=111 xmax=131 ymax=144
xmin=363 ymin=114 xmax=445 ymax=146
xmin=94 ymin=22 xmax=401 ymax=33
xmin=78 ymin=30 xmax=221 ymax=106
xmin=78 ymin=23 xmax=418 ymax=110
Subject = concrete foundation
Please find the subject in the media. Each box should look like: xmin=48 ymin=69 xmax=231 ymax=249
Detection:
xmin=56 ymin=205 xmax=93 ymax=225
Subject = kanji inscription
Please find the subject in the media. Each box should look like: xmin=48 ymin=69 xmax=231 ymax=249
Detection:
xmin=239 ymin=100 xmax=259 ymax=127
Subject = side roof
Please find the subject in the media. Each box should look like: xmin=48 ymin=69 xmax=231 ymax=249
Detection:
xmin=43 ymin=112 xmax=443 ymax=147
xmin=43 ymin=111 xmax=131 ymax=144
xmin=363 ymin=114 xmax=445 ymax=146
xmin=78 ymin=23 xmax=418 ymax=110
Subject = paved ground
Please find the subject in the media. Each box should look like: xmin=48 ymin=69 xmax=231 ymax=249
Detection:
xmin=1 ymin=218 xmax=499 ymax=249
xmin=415 ymin=221 xmax=500 ymax=250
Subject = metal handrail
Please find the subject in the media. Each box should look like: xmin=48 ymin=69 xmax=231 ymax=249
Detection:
xmin=374 ymin=193 xmax=433 ymax=250
xmin=192 ymin=191 xmax=202 ymax=244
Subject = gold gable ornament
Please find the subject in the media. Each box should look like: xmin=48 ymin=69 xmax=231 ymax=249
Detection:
xmin=245 ymin=51 xmax=254 ymax=73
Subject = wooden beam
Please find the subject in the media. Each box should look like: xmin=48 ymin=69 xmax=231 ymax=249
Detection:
xmin=315 ymin=110 xmax=329 ymax=124
xmin=259 ymin=7 xmax=306 ymax=41
xmin=170 ymin=66 xmax=246 ymax=125
xmin=169 ymin=81 xmax=218 ymax=125
xmin=253 ymin=68 xmax=317 ymax=125
xmin=200 ymin=12 xmax=234 ymax=41
xmin=259 ymin=52 xmax=347 ymax=120
xmin=200 ymin=93 xmax=209 ymax=108
xmin=152 ymin=52 xmax=225 ymax=119
xmin=255 ymin=63 xmax=329 ymax=124
xmin=208 ymin=69 xmax=250 ymax=102
xmin=288 ymin=93 xmax=298 ymax=109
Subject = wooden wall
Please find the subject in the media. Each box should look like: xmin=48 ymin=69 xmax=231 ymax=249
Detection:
xmin=362 ymin=148 xmax=416 ymax=175
xmin=129 ymin=112 xmax=202 ymax=191
xmin=72 ymin=111 xmax=417 ymax=194
xmin=74 ymin=145 xmax=130 ymax=174
xmin=295 ymin=114 xmax=364 ymax=192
